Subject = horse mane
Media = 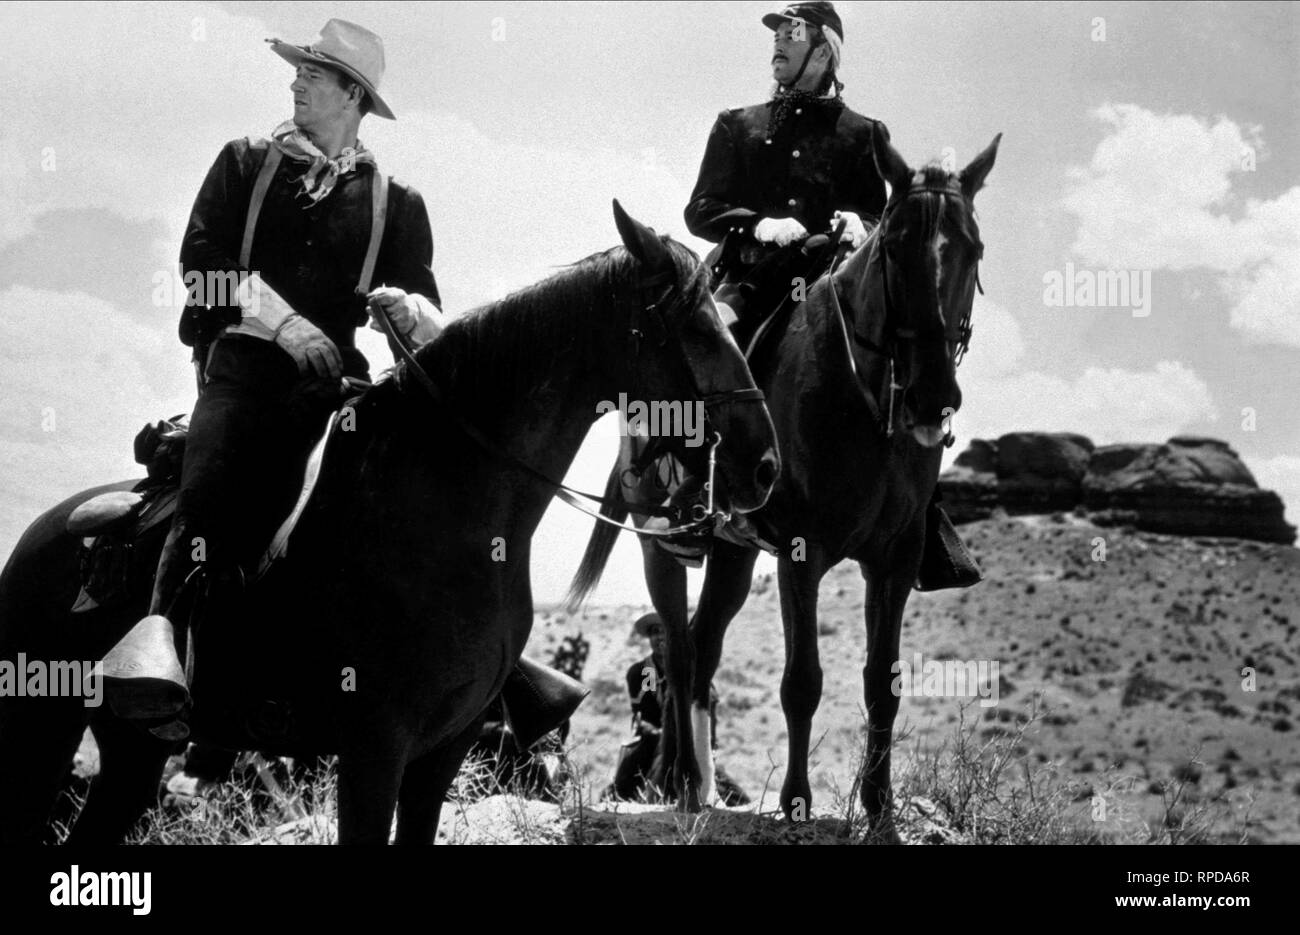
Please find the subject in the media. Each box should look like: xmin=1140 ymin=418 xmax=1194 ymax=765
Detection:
xmin=383 ymin=237 xmax=700 ymax=413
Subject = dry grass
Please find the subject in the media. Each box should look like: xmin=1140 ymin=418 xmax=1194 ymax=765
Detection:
xmin=836 ymin=699 xmax=1257 ymax=845
xmin=97 ymin=715 xmax=1254 ymax=844
xmin=73 ymin=682 xmax=1262 ymax=845
xmin=127 ymin=755 xmax=338 ymax=845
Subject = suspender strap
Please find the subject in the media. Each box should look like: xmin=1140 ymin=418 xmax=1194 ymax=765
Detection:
xmin=358 ymin=170 xmax=387 ymax=292
xmin=356 ymin=169 xmax=389 ymax=294
xmin=240 ymin=139 xmax=389 ymax=292
xmin=240 ymin=140 xmax=282 ymax=269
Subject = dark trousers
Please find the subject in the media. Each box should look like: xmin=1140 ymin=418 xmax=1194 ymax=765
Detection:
xmin=608 ymin=731 xmax=750 ymax=806
xmin=714 ymin=243 xmax=831 ymax=352
xmin=153 ymin=335 xmax=364 ymax=610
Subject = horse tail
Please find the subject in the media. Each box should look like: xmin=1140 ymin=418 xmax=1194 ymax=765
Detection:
xmin=564 ymin=458 xmax=629 ymax=612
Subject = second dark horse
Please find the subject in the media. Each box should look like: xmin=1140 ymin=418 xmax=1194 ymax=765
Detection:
xmin=570 ymin=129 xmax=1001 ymax=833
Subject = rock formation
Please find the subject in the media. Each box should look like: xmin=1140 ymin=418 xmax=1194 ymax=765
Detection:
xmin=938 ymin=433 xmax=1295 ymax=544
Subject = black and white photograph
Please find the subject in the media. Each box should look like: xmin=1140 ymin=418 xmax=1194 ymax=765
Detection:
xmin=0 ymin=0 xmax=1294 ymax=901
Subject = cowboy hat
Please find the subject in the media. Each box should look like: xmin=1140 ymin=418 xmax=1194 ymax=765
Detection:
xmin=632 ymin=612 xmax=664 ymax=638
xmin=268 ymin=18 xmax=395 ymax=120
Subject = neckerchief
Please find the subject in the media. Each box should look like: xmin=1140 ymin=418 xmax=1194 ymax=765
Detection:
xmin=271 ymin=119 xmax=376 ymax=205
xmin=767 ymin=85 xmax=845 ymax=138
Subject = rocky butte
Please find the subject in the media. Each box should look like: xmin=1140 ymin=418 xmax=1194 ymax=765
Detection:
xmin=938 ymin=433 xmax=1295 ymax=545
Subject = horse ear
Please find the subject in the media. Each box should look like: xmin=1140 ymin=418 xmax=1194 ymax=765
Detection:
xmin=871 ymin=121 xmax=911 ymax=193
xmin=612 ymin=199 xmax=671 ymax=270
xmin=960 ymin=133 xmax=1002 ymax=200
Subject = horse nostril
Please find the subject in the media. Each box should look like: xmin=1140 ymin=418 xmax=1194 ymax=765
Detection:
xmin=755 ymin=452 xmax=779 ymax=490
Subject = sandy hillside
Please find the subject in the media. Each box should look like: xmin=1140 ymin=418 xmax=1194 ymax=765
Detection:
xmin=528 ymin=512 xmax=1300 ymax=843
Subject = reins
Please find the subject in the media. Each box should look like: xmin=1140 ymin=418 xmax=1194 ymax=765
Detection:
xmin=830 ymin=178 xmax=982 ymax=442
xmin=365 ymin=262 xmax=756 ymax=539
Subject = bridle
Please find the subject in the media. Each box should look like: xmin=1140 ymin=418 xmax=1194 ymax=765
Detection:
xmin=622 ymin=262 xmax=767 ymax=416
xmin=832 ymin=177 xmax=983 ymax=442
xmin=371 ymin=257 xmax=765 ymax=537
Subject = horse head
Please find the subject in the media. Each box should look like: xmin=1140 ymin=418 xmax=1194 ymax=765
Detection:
xmin=610 ymin=200 xmax=778 ymax=513
xmin=841 ymin=126 xmax=1001 ymax=448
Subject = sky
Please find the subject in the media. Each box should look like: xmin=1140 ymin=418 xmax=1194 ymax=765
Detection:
xmin=1 ymin=0 xmax=1297 ymax=608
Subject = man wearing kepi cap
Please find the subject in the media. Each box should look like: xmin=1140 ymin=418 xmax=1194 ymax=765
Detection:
xmin=651 ymin=1 xmax=888 ymax=555
xmin=96 ymin=19 xmax=586 ymax=742
xmin=662 ymin=3 xmax=978 ymax=591
xmin=685 ymin=1 xmax=889 ymax=330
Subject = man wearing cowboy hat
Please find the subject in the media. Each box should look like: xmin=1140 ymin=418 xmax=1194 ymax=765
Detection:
xmin=98 ymin=19 xmax=586 ymax=741
xmin=604 ymin=613 xmax=750 ymax=805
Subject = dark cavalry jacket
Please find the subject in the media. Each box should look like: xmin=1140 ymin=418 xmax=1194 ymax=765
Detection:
xmin=684 ymin=100 xmax=890 ymax=279
xmin=179 ymin=137 xmax=440 ymax=352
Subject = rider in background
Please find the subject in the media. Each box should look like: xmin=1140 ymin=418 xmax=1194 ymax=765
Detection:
xmin=605 ymin=614 xmax=749 ymax=806
xmin=669 ymin=1 xmax=979 ymax=592
xmin=685 ymin=1 xmax=886 ymax=337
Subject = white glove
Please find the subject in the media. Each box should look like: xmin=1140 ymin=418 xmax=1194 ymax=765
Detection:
xmin=753 ymin=216 xmax=809 ymax=247
xmin=366 ymin=287 xmax=445 ymax=346
xmin=365 ymin=286 xmax=420 ymax=336
xmin=273 ymin=314 xmax=342 ymax=379
xmin=832 ymin=210 xmax=871 ymax=249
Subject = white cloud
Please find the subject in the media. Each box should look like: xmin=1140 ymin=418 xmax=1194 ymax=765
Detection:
xmin=0 ymin=3 xmax=286 ymax=250
xmin=0 ymin=2 xmax=699 ymax=316
xmin=1244 ymin=454 xmax=1300 ymax=526
xmin=0 ymin=286 xmax=194 ymax=552
xmin=1063 ymin=103 xmax=1300 ymax=347
xmin=368 ymin=110 xmax=698 ymax=311
xmin=961 ymin=294 xmax=1025 ymax=378
xmin=950 ymin=296 xmax=1218 ymax=459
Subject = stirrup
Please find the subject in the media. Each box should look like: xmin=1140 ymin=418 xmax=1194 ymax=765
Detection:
xmin=500 ymin=656 xmax=590 ymax=751
xmin=915 ymin=503 xmax=983 ymax=591
xmin=98 ymin=614 xmax=191 ymax=721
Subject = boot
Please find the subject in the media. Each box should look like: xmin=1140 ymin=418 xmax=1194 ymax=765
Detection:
xmin=915 ymin=497 xmax=984 ymax=591
xmin=499 ymin=655 xmax=590 ymax=751
xmin=96 ymin=521 xmax=194 ymax=725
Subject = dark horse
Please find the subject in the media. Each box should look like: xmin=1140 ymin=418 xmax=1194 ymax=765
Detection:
xmin=569 ymin=129 xmax=1001 ymax=834
xmin=0 ymin=202 xmax=778 ymax=845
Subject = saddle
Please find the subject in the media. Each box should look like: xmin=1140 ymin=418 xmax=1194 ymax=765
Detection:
xmin=71 ymin=403 xmax=591 ymax=751
xmin=66 ymin=417 xmax=189 ymax=613
xmin=720 ymin=233 xmax=846 ymax=364
xmin=67 ymin=401 xmax=349 ymax=615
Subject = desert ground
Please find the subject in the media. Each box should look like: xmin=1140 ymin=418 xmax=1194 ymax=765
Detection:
xmin=66 ymin=510 xmax=1299 ymax=844
xmin=527 ymin=511 xmax=1299 ymax=844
